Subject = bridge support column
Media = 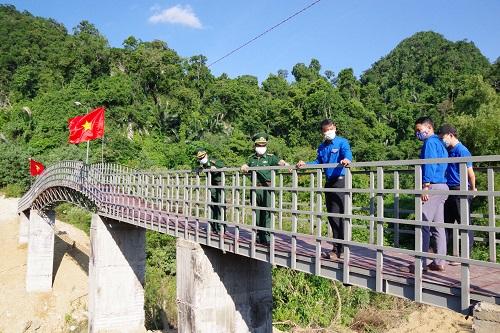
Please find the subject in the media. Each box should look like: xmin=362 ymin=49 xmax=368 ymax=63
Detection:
xmin=89 ymin=214 xmax=146 ymax=333
xmin=26 ymin=209 xmax=55 ymax=292
xmin=176 ymin=238 xmax=273 ymax=333
xmin=18 ymin=210 xmax=30 ymax=245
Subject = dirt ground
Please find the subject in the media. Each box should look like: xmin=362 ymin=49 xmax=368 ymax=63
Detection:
xmin=0 ymin=196 xmax=89 ymax=333
xmin=385 ymin=306 xmax=472 ymax=333
xmin=0 ymin=195 xmax=473 ymax=333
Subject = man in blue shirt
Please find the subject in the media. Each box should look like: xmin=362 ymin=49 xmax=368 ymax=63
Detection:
xmin=414 ymin=117 xmax=449 ymax=272
xmin=297 ymin=119 xmax=352 ymax=260
xmin=439 ymin=124 xmax=476 ymax=258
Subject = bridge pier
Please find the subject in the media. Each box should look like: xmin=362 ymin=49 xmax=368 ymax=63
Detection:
xmin=26 ymin=209 xmax=55 ymax=292
xmin=18 ymin=210 xmax=30 ymax=244
xmin=89 ymin=214 xmax=146 ymax=333
xmin=176 ymin=238 xmax=273 ymax=333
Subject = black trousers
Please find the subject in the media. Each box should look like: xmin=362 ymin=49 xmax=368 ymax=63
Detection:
xmin=210 ymin=188 xmax=223 ymax=232
xmin=325 ymin=177 xmax=346 ymax=253
xmin=444 ymin=186 xmax=474 ymax=251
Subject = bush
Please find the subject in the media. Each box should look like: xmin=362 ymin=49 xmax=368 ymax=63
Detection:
xmin=54 ymin=203 xmax=91 ymax=234
xmin=1 ymin=183 xmax=25 ymax=197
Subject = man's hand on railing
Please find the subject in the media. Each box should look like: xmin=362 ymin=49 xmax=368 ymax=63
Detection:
xmin=240 ymin=164 xmax=249 ymax=173
xmin=340 ymin=158 xmax=351 ymax=167
xmin=296 ymin=160 xmax=306 ymax=169
xmin=278 ymin=160 xmax=293 ymax=173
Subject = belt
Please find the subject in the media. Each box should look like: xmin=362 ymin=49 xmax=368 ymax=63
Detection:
xmin=256 ymin=181 xmax=271 ymax=187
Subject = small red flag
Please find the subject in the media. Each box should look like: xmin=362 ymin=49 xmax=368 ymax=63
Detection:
xmin=30 ymin=159 xmax=45 ymax=176
xmin=68 ymin=107 xmax=105 ymax=144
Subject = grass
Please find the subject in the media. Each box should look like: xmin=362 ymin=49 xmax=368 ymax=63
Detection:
xmin=54 ymin=203 xmax=92 ymax=235
xmin=0 ymin=184 xmax=25 ymax=197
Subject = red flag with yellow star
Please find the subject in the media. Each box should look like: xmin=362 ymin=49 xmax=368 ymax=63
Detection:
xmin=30 ymin=159 xmax=45 ymax=176
xmin=68 ymin=107 xmax=105 ymax=144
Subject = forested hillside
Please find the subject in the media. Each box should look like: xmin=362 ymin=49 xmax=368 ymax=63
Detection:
xmin=1 ymin=4 xmax=499 ymax=331
xmin=1 ymin=4 xmax=498 ymax=191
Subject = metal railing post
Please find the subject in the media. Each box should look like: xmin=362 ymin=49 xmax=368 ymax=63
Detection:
xmin=291 ymin=169 xmax=298 ymax=269
xmin=220 ymin=171 xmax=226 ymax=248
xmin=279 ymin=174 xmax=284 ymax=230
xmin=270 ymin=170 xmax=276 ymax=264
xmin=235 ymin=172 xmax=241 ymax=254
xmin=206 ymin=171 xmax=212 ymax=244
xmin=315 ymin=169 xmax=323 ymax=275
xmin=393 ymin=171 xmax=400 ymax=247
xmin=343 ymin=168 xmax=353 ymax=285
xmin=376 ymin=167 xmax=384 ymax=293
xmin=251 ymin=171 xmax=257 ymax=258
xmin=309 ymin=173 xmax=315 ymax=235
xmin=414 ymin=165 xmax=423 ymax=303
xmin=459 ymin=162 xmax=470 ymax=311
xmin=184 ymin=173 xmax=189 ymax=239
xmin=369 ymin=171 xmax=375 ymax=244
xmin=487 ymin=168 xmax=496 ymax=262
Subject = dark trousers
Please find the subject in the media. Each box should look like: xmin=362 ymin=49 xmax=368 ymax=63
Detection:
xmin=444 ymin=186 xmax=474 ymax=252
xmin=255 ymin=187 xmax=271 ymax=244
xmin=210 ymin=188 xmax=223 ymax=232
xmin=325 ymin=177 xmax=346 ymax=253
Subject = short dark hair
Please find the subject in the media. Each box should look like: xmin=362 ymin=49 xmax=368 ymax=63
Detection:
xmin=320 ymin=119 xmax=336 ymax=129
xmin=415 ymin=116 xmax=434 ymax=129
xmin=438 ymin=124 xmax=458 ymax=137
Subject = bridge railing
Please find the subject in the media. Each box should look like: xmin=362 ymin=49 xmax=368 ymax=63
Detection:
xmin=99 ymin=155 xmax=499 ymax=311
xmin=18 ymin=155 xmax=500 ymax=311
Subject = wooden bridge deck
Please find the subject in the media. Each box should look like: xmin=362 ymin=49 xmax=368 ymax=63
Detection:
xmin=100 ymin=203 xmax=500 ymax=312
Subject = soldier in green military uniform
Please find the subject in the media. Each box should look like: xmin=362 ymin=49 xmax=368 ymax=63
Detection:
xmin=196 ymin=148 xmax=225 ymax=233
xmin=240 ymin=133 xmax=289 ymax=245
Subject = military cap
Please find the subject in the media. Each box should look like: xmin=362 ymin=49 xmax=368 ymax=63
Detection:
xmin=195 ymin=148 xmax=207 ymax=159
xmin=252 ymin=132 xmax=268 ymax=145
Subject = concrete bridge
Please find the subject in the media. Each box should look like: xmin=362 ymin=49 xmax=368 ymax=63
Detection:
xmin=17 ymin=157 xmax=500 ymax=332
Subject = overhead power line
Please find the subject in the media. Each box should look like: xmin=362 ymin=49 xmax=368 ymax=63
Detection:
xmin=207 ymin=0 xmax=322 ymax=68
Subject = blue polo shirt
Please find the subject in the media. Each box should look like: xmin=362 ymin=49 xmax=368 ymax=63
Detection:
xmin=420 ymin=134 xmax=447 ymax=184
xmin=446 ymin=142 xmax=473 ymax=187
xmin=307 ymin=136 xmax=353 ymax=181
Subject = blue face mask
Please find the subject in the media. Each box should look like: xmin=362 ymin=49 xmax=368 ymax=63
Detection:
xmin=442 ymin=138 xmax=451 ymax=148
xmin=416 ymin=131 xmax=428 ymax=141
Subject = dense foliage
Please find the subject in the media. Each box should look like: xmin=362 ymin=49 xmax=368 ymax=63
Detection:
xmin=1 ymin=5 xmax=498 ymax=331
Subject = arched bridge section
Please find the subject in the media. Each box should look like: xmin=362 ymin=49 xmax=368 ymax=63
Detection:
xmin=18 ymin=157 xmax=500 ymax=331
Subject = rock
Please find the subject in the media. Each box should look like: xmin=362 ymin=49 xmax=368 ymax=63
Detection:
xmin=69 ymin=325 xmax=76 ymax=331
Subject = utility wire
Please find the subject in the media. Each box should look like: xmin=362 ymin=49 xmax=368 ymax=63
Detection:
xmin=207 ymin=0 xmax=322 ymax=68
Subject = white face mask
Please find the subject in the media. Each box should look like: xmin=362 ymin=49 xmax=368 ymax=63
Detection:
xmin=255 ymin=146 xmax=267 ymax=155
xmin=199 ymin=156 xmax=208 ymax=165
xmin=324 ymin=129 xmax=336 ymax=141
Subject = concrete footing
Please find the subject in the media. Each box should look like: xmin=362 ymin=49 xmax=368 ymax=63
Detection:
xmin=176 ymin=238 xmax=273 ymax=333
xmin=473 ymin=302 xmax=500 ymax=332
xmin=89 ymin=214 xmax=146 ymax=333
xmin=26 ymin=209 xmax=55 ymax=292
xmin=18 ymin=210 xmax=30 ymax=245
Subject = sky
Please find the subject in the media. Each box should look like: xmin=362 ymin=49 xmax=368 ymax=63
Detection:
xmin=7 ymin=0 xmax=500 ymax=81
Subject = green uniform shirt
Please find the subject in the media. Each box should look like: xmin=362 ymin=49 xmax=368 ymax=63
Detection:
xmin=247 ymin=153 xmax=280 ymax=183
xmin=202 ymin=159 xmax=224 ymax=185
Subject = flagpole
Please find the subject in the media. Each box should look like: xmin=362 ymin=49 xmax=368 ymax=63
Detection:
xmin=101 ymin=134 xmax=104 ymax=164
xmin=86 ymin=140 xmax=89 ymax=164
